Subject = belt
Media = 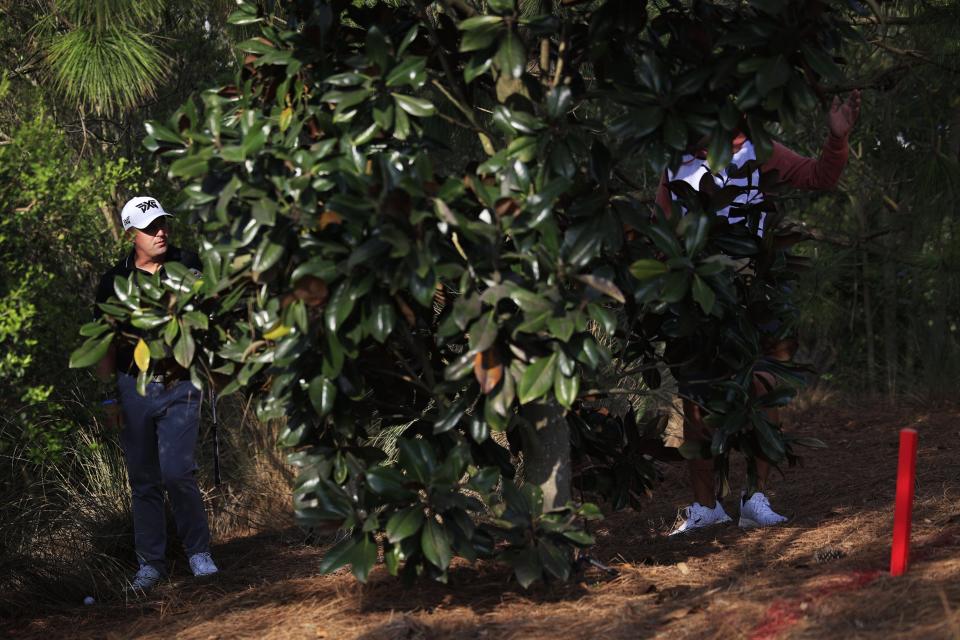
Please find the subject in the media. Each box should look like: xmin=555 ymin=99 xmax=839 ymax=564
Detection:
xmin=150 ymin=372 xmax=187 ymax=386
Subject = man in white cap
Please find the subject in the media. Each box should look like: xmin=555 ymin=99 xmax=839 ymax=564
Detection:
xmin=93 ymin=196 xmax=219 ymax=592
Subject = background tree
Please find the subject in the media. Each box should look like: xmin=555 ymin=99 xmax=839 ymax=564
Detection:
xmin=785 ymin=0 xmax=960 ymax=400
xmin=0 ymin=2 xmax=265 ymax=609
xmin=0 ymin=0 xmax=243 ymax=460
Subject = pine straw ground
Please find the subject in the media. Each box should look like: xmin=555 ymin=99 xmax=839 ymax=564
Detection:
xmin=5 ymin=401 xmax=960 ymax=640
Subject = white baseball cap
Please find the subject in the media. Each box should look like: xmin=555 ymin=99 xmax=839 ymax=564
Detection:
xmin=120 ymin=196 xmax=172 ymax=231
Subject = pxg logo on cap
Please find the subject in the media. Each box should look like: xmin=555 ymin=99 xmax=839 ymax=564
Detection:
xmin=121 ymin=196 xmax=172 ymax=232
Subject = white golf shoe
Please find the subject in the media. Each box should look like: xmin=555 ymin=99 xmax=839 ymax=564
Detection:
xmin=669 ymin=501 xmax=733 ymax=536
xmin=738 ymin=491 xmax=787 ymax=529
xmin=127 ymin=564 xmax=163 ymax=593
xmin=189 ymin=552 xmax=219 ymax=577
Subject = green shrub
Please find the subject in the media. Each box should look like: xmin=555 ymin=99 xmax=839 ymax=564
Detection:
xmin=75 ymin=0 xmax=860 ymax=587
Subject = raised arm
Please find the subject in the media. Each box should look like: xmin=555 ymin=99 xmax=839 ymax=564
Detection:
xmin=762 ymin=90 xmax=861 ymax=191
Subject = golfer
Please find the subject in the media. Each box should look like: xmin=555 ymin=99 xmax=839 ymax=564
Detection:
xmin=662 ymin=92 xmax=862 ymax=535
xmin=93 ymin=196 xmax=218 ymax=590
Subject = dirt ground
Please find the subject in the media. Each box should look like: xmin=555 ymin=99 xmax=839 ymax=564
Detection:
xmin=5 ymin=400 xmax=960 ymax=639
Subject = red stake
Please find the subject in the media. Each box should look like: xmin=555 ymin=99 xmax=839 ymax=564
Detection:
xmin=890 ymin=428 xmax=918 ymax=576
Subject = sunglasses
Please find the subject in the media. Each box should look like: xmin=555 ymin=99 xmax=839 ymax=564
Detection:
xmin=140 ymin=218 xmax=170 ymax=236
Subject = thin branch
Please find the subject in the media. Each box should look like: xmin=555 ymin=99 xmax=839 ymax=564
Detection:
xmin=437 ymin=0 xmax=477 ymax=18
xmin=804 ymin=224 xmax=904 ymax=248
xmin=827 ymin=63 xmax=912 ymax=93
xmin=869 ymin=38 xmax=960 ymax=74
xmin=434 ymin=108 xmax=480 ymax=131
xmin=852 ymin=15 xmax=938 ymax=25
xmin=430 ymin=79 xmax=490 ymax=136
xmin=410 ymin=0 xmax=491 ymax=137
xmin=550 ymin=31 xmax=566 ymax=88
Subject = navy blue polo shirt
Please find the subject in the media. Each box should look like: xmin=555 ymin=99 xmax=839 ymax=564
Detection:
xmin=94 ymin=246 xmax=201 ymax=375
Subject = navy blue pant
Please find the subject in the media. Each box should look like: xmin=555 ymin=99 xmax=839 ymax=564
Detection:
xmin=117 ymin=373 xmax=211 ymax=572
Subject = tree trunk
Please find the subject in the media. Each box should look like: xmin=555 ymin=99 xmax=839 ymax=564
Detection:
xmin=520 ymin=403 xmax=571 ymax=511
xmin=857 ymin=205 xmax=877 ymax=394
xmin=100 ymin=203 xmax=121 ymax=243
xmin=881 ymin=206 xmax=898 ymax=402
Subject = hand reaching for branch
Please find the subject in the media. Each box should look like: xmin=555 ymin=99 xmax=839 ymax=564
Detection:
xmin=828 ymin=89 xmax=861 ymax=138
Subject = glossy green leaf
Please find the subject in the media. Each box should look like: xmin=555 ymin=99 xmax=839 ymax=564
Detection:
xmin=562 ymin=530 xmax=595 ymax=546
xmin=397 ymin=438 xmax=434 ymax=484
xmin=495 ymin=29 xmax=525 ymax=79
xmin=518 ymin=353 xmax=557 ymax=404
xmin=468 ymin=310 xmax=498 ymax=353
xmin=173 ymin=324 xmax=195 ymax=368
xmin=68 ymin=332 xmax=114 ymax=369
xmin=386 ymin=57 xmax=427 ymax=88
xmin=318 ymin=537 xmax=356 ymax=575
xmin=706 ymin=129 xmax=733 ymax=173
xmin=660 ymin=271 xmax=691 ymax=303
xmin=348 ymin=535 xmax=378 ymax=583
xmin=629 ymin=259 xmax=669 ymax=281
xmin=393 ymin=94 xmax=436 ymax=117
xmin=510 ymin=551 xmax=542 ymax=588
xmin=554 ymin=373 xmax=579 ymax=408
xmin=366 ymin=467 xmax=412 ymax=500
xmin=663 ymin=112 xmax=687 ymax=150
xmin=464 ymin=54 xmax=494 ymax=84
xmin=368 ymin=295 xmax=396 ymax=343
xmin=692 ymin=275 xmax=716 ymax=314
xmin=252 ymin=238 xmax=284 ymax=275
xmin=538 ymin=539 xmax=570 ymax=581
xmin=308 ymin=376 xmax=336 ymax=417
xmin=547 ymin=315 xmax=574 ymax=342
xmin=421 ymin=519 xmax=452 ymax=571
xmin=386 ymin=507 xmax=425 ymax=544
xmin=325 ymin=281 xmax=355 ymax=333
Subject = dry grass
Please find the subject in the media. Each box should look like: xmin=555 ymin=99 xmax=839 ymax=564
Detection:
xmin=199 ymin=395 xmax=296 ymax=541
xmin=0 ymin=393 xmax=296 ymax=616
xmin=5 ymin=401 xmax=960 ymax=639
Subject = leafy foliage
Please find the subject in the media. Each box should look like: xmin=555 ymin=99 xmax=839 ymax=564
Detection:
xmin=74 ymin=0 xmax=862 ymax=585
xmin=0 ymin=113 xmax=137 ymax=460
xmin=43 ymin=0 xmax=170 ymax=114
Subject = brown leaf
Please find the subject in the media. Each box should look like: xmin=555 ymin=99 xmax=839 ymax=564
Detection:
xmin=395 ymin=295 xmax=416 ymax=326
xmin=318 ymin=210 xmax=343 ymax=229
xmin=494 ymin=197 xmax=521 ymax=218
xmin=306 ymin=117 xmax=320 ymax=140
xmin=474 ymin=349 xmax=504 ymax=395
xmin=293 ymin=276 xmax=329 ymax=308
xmin=575 ymin=274 xmax=626 ymax=303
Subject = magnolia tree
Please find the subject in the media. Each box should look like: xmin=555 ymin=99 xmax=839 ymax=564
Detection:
xmin=73 ymin=0 xmax=857 ymax=586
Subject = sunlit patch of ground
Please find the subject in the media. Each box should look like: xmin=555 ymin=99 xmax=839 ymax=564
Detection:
xmin=6 ymin=402 xmax=960 ymax=639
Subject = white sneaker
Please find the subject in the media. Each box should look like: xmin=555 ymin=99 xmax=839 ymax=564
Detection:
xmin=127 ymin=564 xmax=163 ymax=592
xmin=739 ymin=492 xmax=787 ymax=529
xmin=189 ymin=552 xmax=219 ymax=577
xmin=669 ymin=501 xmax=732 ymax=536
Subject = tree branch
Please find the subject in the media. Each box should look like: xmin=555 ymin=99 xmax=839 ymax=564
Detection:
xmin=410 ymin=0 xmax=491 ymax=138
xmin=869 ymin=38 xmax=960 ymax=74
xmin=437 ymin=0 xmax=477 ymax=18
